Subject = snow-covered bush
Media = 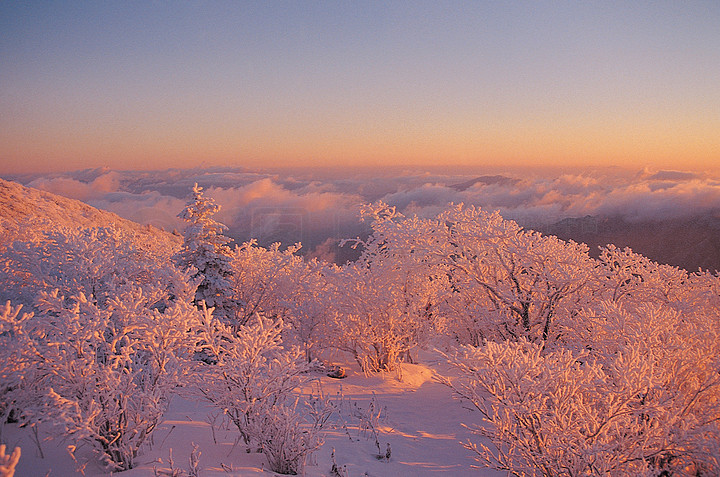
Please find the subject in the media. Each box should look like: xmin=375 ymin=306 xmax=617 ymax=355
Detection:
xmin=432 ymin=204 xmax=595 ymax=345
xmin=229 ymin=240 xmax=299 ymax=324
xmin=17 ymin=282 xmax=203 ymax=471
xmin=596 ymin=244 xmax=690 ymax=311
xmin=326 ymin=204 xmax=447 ymax=373
xmin=187 ymin=307 xmax=314 ymax=450
xmin=336 ymin=202 xmax=595 ymax=349
xmin=1 ymin=252 xmax=203 ymax=472
xmin=0 ymin=226 xmax=179 ymax=308
xmin=326 ymin=262 xmax=436 ymax=374
xmin=228 ymin=240 xmax=341 ymax=362
xmin=176 ymin=183 xmax=236 ymax=322
xmin=443 ymin=301 xmax=720 ymax=476
xmin=187 ymin=306 xmax=332 ymax=474
xmin=0 ymin=302 xmax=34 ymax=427
xmin=684 ymin=270 xmax=720 ymax=327
xmin=0 ymin=224 xmax=198 ymax=470
xmin=253 ymin=400 xmax=327 ymax=474
xmin=277 ymin=257 xmax=339 ymax=363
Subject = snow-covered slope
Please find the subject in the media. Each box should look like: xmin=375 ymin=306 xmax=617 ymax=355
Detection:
xmin=0 ymin=177 xmax=181 ymax=253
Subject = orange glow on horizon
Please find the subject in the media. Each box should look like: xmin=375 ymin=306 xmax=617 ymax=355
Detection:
xmin=2 ymin=86 xmax=718 ymax=175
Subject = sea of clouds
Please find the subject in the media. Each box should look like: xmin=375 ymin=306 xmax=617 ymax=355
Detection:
xmin=6 ymin=165 xmax=720 ymax=262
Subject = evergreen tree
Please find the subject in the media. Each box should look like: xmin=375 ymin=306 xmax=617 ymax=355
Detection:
xmin=177 ymin=183 xmax=235 ymax=320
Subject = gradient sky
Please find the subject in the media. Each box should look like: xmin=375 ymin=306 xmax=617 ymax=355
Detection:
xmin=1 ymin=1 xmax=719 ymax=174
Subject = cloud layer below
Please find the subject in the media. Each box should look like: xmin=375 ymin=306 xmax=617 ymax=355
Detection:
xmin=7 ymin=165 xmax=720 ymax=260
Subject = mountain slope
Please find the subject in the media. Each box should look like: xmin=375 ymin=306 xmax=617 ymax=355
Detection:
xmin=0 ymin=177 xmax=181 ymax=252
xmin=541 ymin=214 xmax=720 ymax=273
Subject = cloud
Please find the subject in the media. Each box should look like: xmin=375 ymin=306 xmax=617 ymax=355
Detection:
xmin=586 ymin=179 xmax=720 ymax=222
xmin=88 ymin=191 xmax=186 ymax=232
xmin=9 ymin=166 xmax=720 ymax=260
xmin=27 ymin=171 xmax=121 ymax=201
xmin=203 ymin=178 xmax=366 ymax=250
xmin=380 ymin=183 xmax=461 ymax=213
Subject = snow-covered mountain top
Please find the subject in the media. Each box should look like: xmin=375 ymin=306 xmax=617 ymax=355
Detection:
xmin=0 ymin=178 xmax=180 ymax=251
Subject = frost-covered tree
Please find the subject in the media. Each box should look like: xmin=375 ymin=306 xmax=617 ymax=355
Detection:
xmin=14 ymin=279 xmax=203 ymax=472
xmin=0 ymin=224 xmax=203 ymax=471
xmin=325 ymin=204 xmax=447 ymax=373
xmin=177 ymin=183 xmax=235 ymax=321
xmin=443 ymin=300 xmax=720 ymax=476
xmin=187 ymin=307 xmax=314 ymax=451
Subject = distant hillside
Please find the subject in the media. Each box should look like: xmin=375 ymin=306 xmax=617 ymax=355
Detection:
xmin=0 ymin=178 xmax=181 ymax=254
xmin=540 ymin=214 xmax=720 ymax=273
xmin=450 ymin=175 xmax=520 ymax=191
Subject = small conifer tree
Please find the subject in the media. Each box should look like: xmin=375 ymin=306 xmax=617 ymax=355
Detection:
xmin=177 ymin=183 xmax=235 ymax=321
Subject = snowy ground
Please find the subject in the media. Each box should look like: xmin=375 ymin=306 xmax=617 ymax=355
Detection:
xmin=3 ymin=351 xmax=501 ymax=477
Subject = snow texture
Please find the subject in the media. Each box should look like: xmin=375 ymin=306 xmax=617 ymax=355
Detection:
xmin=1 ymin=179 xmax=718 ymax=476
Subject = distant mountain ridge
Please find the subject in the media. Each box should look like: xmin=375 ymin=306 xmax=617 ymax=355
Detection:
xmin=540 ymin=214 xmax=720 ymax=273
xmin=450 ymin=175 xmax=520 ymax=191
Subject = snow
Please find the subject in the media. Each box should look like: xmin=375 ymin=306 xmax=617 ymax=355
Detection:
xmin=4 ymin=351 xmax=500 ymax=476
xmin=0 ymin=178 xmax=180 ymax=252
xmin=3 ymin=178 xmax=718 ymax=476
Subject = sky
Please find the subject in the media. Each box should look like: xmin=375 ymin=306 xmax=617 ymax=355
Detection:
xmin=1 ymin=1 xmax=719 ymax=174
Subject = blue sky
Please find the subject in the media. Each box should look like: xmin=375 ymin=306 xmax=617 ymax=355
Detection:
xmin=1 ymin=1 xmax=719 ymax=173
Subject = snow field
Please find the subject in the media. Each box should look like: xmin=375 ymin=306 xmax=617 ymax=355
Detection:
xmin=4 ymin=352 xmax=500 ymax=476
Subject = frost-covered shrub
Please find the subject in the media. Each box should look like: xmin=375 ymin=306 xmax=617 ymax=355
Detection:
xmin=336 ymin=202 xmax=594 ymax=351
xmin=229 ymin=240 xmax=335 ymax=360
xmin=229 ymin=240 xmax=300 ymax=325
xmin=254 ymin=400 xmax=327 ymax=475
xmin=326 ymin=263 xmax=435 ymax=374
xmin=0 ymin=224 xmax=197 ymax=470
xmin=2 ymin=276 xmax=202 ymax=472
xmin=187 ymin=308 xmax=314 ymax=449
xmin=443 ymin=302 xmax=720 ymax=476
xmin=569 ymin=301 xmax=720 ymax=474
xmin=28 ymin=286 xmax=201 ymax=471
xmin=327 ymin=204 xmax=447 ymax=373
xmin=432 ymin=204 xmax=595 ymax=345
xmin=444 ymin=340 xmax=650 ymax=475
xmin=685 ymin=269 xmax=720 ymax=318
xmin=596 ymin=244 xmax=690 ymax=311
xmin=277 ymin=257 xmax=339 ymax=363
xmin=0 ymin=302 xmax=34 ymax=426
xmin=0 ymin=226 xmax=181 ymax=309
xmin=227 ymin=239 xmax=341 ymax=362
